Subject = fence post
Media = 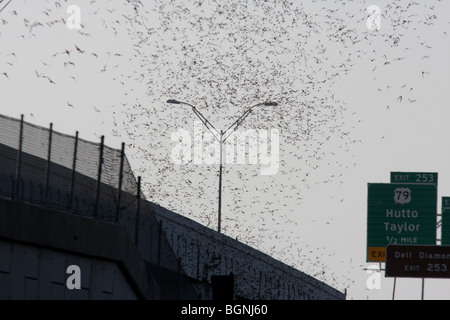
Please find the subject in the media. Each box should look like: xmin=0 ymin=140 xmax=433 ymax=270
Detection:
xmin=184 ymin=237 xmax=188 ymax=274
xmin=197 ymin=242 xmax=200 ymax=280
xmin=44 ymin=123 xmax=53 ymax=207
xmin=178 ymin=258 xmax=182 ymax=299
xmin=259 ymin=271 xmax=262 ymax=299
xmin=135 ymin=176 xmax=141 ymax=246
xmin=157 ymin=220 xmax=162 ymax=282
xmin=94 ymin=135 xmax=104 ymax=217
xmin=68 ymin=131 xmax=79 ymax=210
xmin=14 ymin=114 xmax=24 ymax=200
xmin=115 ymin=142 xmax=125 ymax=223
xmin=277 ymin=278 xmax=280 ymax=299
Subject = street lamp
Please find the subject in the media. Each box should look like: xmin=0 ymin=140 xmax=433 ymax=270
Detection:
xmin=167 ymin=99 xmax=278 ymax=233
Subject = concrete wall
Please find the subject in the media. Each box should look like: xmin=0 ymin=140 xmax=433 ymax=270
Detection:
xmin=151 ymin=203 xmax=345 ymax=300
xmin=0 ymin=198 xmax=160 ymax=299
xmin=0 ymin=142 xmax=184 ymax=276
xmin=0 ymin=239 xmax=138 ymax=300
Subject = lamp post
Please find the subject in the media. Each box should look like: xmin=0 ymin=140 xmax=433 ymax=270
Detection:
xmin=167 ymin=99 xmax=278 ymax=233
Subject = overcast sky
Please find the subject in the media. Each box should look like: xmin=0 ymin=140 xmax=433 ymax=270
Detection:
xmin=1 ymin=0 xmax=450 ymax=300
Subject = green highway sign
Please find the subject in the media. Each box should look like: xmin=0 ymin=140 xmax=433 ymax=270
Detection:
xmin=390 ymin=172 xmax=438 ymax=185
xmin=367 ymin=183 xmax=437 ymax=262
xmin=442 ymin=197 xmax=450 ymax=246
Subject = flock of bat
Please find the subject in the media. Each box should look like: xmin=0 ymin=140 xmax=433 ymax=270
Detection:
xmin=0 ymin=0 xmax=447 ymax=295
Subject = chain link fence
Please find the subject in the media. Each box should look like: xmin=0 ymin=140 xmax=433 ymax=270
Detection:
xmin=0 ymin=114 xmax=180 ymax=278
xmin=0 ymin=113 xmax=344 ymax=300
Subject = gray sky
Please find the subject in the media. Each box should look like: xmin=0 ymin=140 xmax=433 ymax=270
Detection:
xmin=1 ymin=0 xmax=450 ymax=300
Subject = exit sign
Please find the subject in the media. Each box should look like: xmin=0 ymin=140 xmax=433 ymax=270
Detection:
xmin=442 ymin=197 xmax=450 ymax=245
xmin=390 ymin=172 xmax=437 ymax=185
xmin=386 ymin=245 xmax=450 ymax=278
xmin=367 ymin=183 xmax=437 ymax=262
